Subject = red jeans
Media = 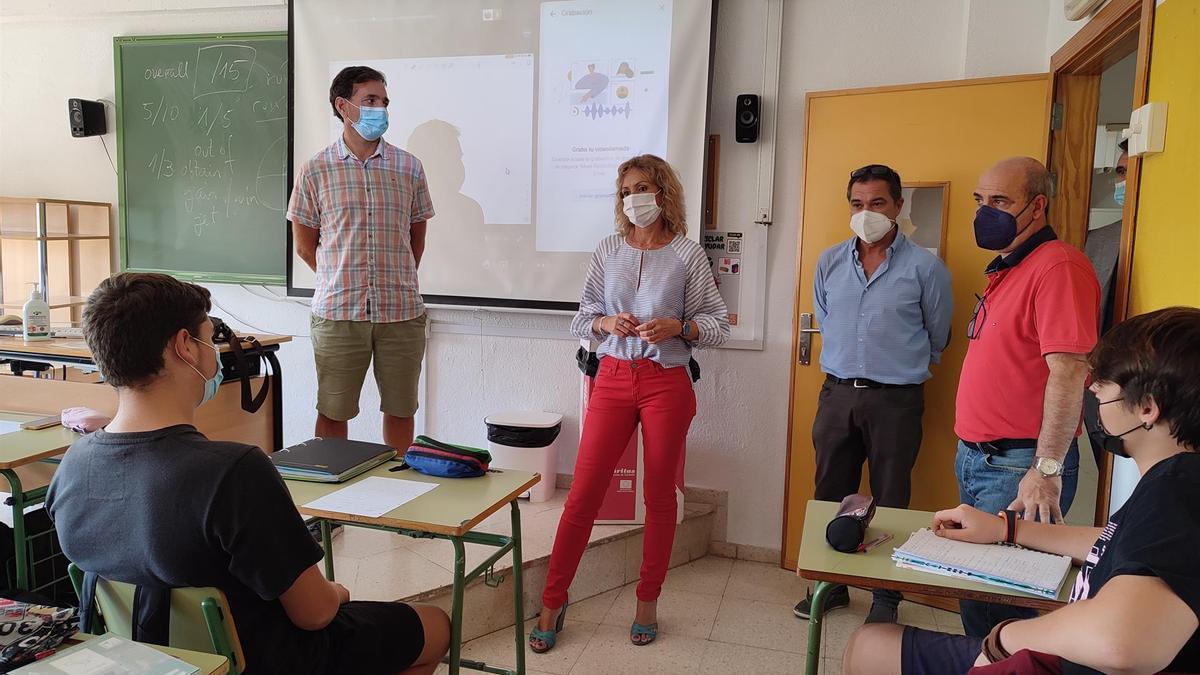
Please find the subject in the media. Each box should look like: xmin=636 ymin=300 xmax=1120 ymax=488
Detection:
xmin=543 ymin=357 xmax=696 ymax=607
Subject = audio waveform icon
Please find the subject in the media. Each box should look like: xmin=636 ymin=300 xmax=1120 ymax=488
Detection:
xmin=582 ymin=102 xmax=633 ymax=119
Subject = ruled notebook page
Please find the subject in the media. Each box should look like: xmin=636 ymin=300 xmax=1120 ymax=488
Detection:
xmin=893 ymin=528 xmax=1071 ymax=596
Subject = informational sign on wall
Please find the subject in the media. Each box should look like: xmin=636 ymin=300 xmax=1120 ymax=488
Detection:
xmin=702 ymin=230 xmax=744 ymax=327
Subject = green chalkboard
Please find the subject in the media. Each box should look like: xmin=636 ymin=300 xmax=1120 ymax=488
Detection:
xmin=114 ymin=33 xmax=288 ymax=283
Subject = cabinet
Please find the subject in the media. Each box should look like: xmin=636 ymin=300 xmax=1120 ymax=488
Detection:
xmin=0 ymin=198 xmax=112 ymax=324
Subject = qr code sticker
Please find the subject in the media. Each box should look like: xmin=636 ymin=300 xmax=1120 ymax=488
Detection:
xmin=726 ymin=239 xmax=742 ymax=254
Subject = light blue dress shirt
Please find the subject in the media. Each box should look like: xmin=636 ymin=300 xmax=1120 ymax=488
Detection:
xmin=813 ymin=232 xmax=953 ymax=385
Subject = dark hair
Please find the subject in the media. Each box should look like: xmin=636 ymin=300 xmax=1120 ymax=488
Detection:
xmin=1118 ymin=138 xmax=1129 ymax=153
xmin=329 ymin=66 xmax=387 ymax=122
xmin=82 ymin=273 xmax=212 ymax=388
xmin=846 ymin=164 xmax=902 ymax=203
xmin=1089 ymin=306 xmax=1200 ymax=450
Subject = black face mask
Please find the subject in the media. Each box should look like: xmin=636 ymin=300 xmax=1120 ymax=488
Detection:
xmin=1086 ymin=397 xmax=1150 ymax=458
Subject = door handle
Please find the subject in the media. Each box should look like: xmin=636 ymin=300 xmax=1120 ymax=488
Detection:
xmin=798 ymin=312 xmax=820 ymax=365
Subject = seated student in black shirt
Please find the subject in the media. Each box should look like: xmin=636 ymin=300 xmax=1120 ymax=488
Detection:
xmin=843 ymin=306 xmax=1200 ymax=675
xmin=46 ymin=273 xmax=450 ymax=675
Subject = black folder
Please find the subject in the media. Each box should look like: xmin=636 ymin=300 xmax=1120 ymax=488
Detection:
xmin=270 ymin=437 xmax=396 ymax=483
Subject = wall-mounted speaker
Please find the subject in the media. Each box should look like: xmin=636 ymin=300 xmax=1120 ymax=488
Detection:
xmin=735 ymin=94 xmax=759 ymax=143
xmin=68 ymin=98 xmax=106 ymax=137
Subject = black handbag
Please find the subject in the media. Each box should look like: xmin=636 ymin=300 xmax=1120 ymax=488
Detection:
xmin=210 ymin=317 xmax=270 ymax=414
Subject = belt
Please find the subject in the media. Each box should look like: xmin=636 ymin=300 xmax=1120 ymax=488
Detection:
xmin=962 ymin=439 xmax=1038 ymax=453
xmin=825 ymin=375 xmax=921 ymax=389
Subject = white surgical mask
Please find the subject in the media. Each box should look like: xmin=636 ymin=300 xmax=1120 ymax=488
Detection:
xmin=849 ymin=210 xmax=895 ymax=244
xmin=623 ymin=192 xmax=662 ymax=228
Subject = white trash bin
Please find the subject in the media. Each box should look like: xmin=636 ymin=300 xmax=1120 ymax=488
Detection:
xmin=485 ymin=410 xmax=562 ymax=503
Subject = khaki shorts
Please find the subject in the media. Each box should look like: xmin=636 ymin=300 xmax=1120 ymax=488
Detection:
xmin=310 ymin=313 xmax=427 ymax=421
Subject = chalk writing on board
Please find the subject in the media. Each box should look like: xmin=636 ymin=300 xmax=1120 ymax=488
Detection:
xmin=144 ymin=62 xmax=189 ymax=80
xmin=146 ymin=148 xmax=173 ymax=180
xmin=194 ymin=44 xmax=256 ymax=99
xmin=139 ymin=45 xmax=282 ymax=236
xmin=195 ymin=105 xmax=232 ymax=136
xmin=141 ymin=97 xmax=180 ymax=126
xmin=122 ymin=37 xmax=288 ymax=264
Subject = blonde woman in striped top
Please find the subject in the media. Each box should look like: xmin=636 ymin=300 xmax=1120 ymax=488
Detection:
xmin=531 ymin=155 xmax=729 ymax=654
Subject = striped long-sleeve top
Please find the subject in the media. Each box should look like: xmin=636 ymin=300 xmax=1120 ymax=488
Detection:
xmin=571 ymin=234 xmax=730 ymax=368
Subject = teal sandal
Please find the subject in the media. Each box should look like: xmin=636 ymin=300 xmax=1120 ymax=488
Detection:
xmin=529 ymin=600 xmax=569 ymax=654
xmin=630 ymin=621 xmax=658 ymax=646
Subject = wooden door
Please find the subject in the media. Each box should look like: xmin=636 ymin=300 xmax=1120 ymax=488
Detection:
xmin=783 ymin=75 xmax=1052 ymax=569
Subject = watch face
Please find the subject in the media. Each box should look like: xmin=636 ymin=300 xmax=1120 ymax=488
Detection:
xmin=1038 ymin=457 xmax=1062 ymax=475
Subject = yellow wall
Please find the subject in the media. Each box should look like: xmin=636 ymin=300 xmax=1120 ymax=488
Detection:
xmin=1128 ymin=0 xmax=1200 ymax=313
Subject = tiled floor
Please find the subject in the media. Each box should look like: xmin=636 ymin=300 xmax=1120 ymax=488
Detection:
xmin=331 ymin=489 xmax=644 ymax=602
xmin=435 ymin=556 xmax=966 ymax=675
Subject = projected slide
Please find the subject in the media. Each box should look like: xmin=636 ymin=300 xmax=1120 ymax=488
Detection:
xmin=330 ymin=54 xmax=535 ymax=226
xmin=536 ymin=1 xmax=673 ymax=252
xmin=291 ymin=0 xmax=713 ymax=306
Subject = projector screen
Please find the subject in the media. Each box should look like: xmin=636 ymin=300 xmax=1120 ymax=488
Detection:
xmin=288 ymin=0 xmax=716 ymax=309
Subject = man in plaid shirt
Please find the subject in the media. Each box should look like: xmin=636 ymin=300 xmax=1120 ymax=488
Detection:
xmin=288 ymin=66 xmax=434 ymax=452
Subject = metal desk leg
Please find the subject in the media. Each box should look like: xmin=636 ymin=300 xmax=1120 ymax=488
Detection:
xmin=510 ymin=501 xmax=525 ymax=675
xmin=449 ymin=536 xmax=466 ymax=675
xmin=321 ymin=520 xmax=335 ymax=581
xmin=1 ymin=470 xmax=27 ymax=590
xmin=805 ymin=581 xmax=833 ymax=675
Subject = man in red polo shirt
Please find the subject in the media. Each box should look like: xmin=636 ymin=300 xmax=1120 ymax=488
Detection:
xmin=954 ymin=157 xmax=1100 ymax=637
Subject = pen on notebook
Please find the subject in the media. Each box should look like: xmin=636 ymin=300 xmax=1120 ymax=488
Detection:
xmin=858 ymin=533 xmax=893 ymax=553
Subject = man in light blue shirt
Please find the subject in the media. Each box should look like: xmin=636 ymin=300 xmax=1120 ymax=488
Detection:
xmin=794 ymin=164 xmax=953 ymax=625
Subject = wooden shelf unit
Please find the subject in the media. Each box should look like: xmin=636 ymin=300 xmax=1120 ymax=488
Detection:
xmin=0 ymin=198 xmax=112 ymax=324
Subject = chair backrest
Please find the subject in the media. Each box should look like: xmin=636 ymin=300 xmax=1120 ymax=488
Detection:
xmin=67 ymin=563 xmax=246 ymax=674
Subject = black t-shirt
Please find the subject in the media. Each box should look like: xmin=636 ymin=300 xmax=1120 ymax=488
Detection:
xmin=1064 ymin=452 xmax=1200 ymax=674
xmin=45 ymin=426 xmax=326 ymax=674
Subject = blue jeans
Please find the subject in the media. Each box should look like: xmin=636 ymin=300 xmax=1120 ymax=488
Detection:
xmin=954 ymin=438 xmax=1080 ymax=637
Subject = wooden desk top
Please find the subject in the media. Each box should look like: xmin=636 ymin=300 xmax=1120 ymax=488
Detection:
xmin=287 ymin=461 xmax=540 ymax=537
xmin=0 ymin=411 xmax=78 ymax=470
xmin=797 ymin=500 xmax=1076 ymax=612
xmin=0 ymin=334 xmax=291 ymax=361
xmin=66 ymin=633 xmax=228 ymax=675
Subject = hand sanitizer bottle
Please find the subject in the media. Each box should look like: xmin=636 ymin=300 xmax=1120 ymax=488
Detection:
xmin=22 ymin=283 xmax=51 ymax=342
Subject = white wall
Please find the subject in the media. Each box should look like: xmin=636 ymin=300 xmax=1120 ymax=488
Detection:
xmin=0 ymin=0 xmax=1068 ymax=551
xmin=1046 ymin=0 xmax=1104 ymax=61
xmin=1098 ymin=51 xmax=1137 ymax=125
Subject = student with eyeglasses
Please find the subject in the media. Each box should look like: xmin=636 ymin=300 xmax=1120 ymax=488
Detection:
xmin=953 ymin=157 xmax=1101 ymax=638
xmin=793 ymin=163 xmax=953 ymax=625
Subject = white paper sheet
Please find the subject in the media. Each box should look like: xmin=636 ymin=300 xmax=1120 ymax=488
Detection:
xmin=303 ymin=476 xmax=438 ymax=518
xmin=0 ymin=420 xmax=23 ymax=436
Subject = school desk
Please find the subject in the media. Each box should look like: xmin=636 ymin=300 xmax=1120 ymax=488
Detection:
xmin=0 ymin=334 xmax=289 ymax=451
xmin=286 ymin=462 xmax=540 ymax=675
xmin=796 ymin=499 xmax=1078 ymax=675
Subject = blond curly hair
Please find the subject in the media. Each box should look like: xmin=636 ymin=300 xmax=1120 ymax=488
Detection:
xmin=613 ymin=154 xmax=687 ymax=238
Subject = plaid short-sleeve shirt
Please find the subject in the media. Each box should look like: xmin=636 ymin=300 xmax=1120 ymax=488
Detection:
xmin=287 ymin=137 xmax=435 ymax=323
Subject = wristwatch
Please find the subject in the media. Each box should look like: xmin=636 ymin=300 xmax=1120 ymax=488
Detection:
xmin=1034 ymin=456 xmax=1065 ymax=478
xmin=681 ymin=321 xmax=694 ymax=339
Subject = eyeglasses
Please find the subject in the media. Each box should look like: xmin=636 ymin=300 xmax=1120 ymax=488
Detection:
xmin=967 ymin=293 xmax=988 ymax=340
xmin=850 ymin=165 xmax=896 ymax=180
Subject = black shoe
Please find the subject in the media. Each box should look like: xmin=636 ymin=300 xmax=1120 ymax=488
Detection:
xmin=865 ymin=589 xmax=901 ymax=624
xmin=308 ymin=522 xmax=343 ymax=543
xmin=793 ymin=585 xmax=850 ymax=620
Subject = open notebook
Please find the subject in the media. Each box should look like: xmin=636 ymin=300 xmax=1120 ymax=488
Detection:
xmin=892 ymin=528 xmax=1072 ymax=599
